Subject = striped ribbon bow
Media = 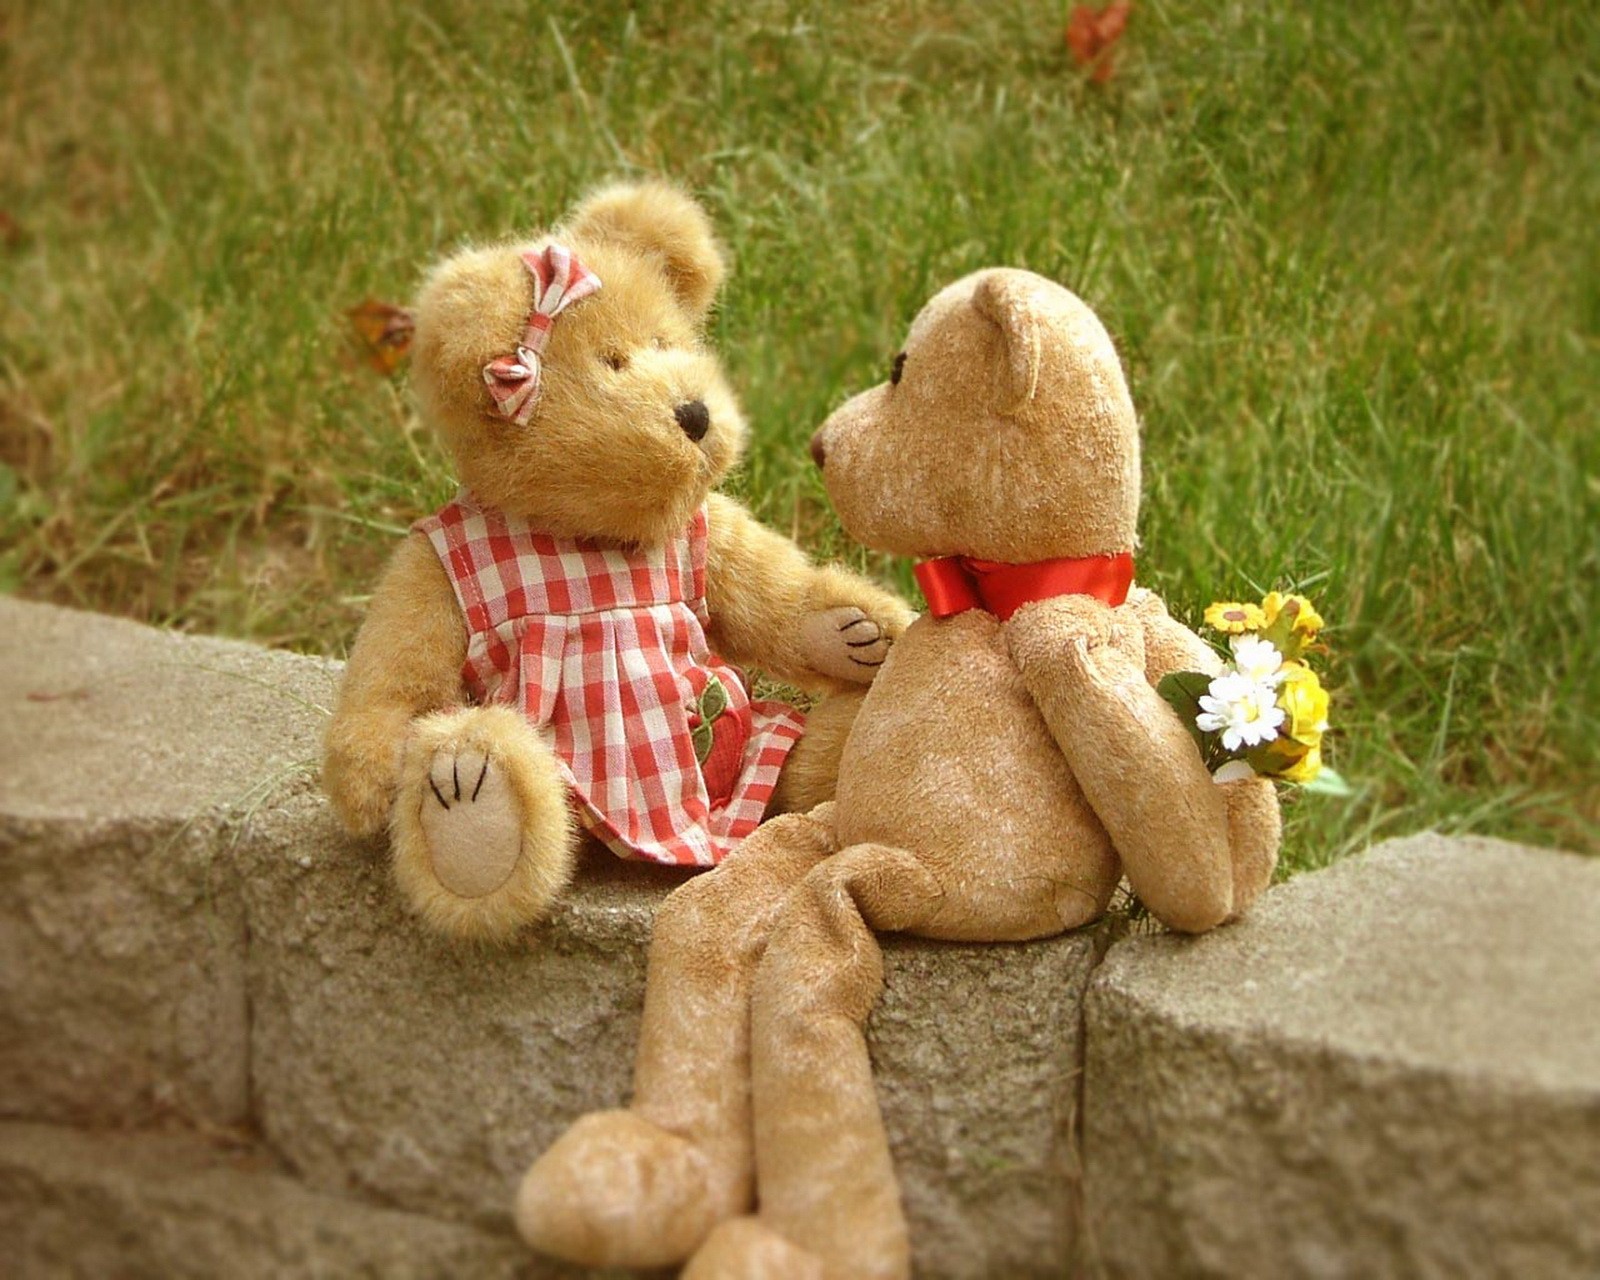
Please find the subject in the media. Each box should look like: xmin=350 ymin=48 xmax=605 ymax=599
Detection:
xmin=482 ymin=243 xmax=603 ymax=425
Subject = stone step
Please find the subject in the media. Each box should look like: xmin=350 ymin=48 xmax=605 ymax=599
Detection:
xmin=0 ymin=1121 xmax=571 ymax=1279
xmin=0 ymin=599 xmax=337 ymax=1132
xmin=5 ymin=595 xmax=1596 ymax=1278
xmin=0 ymin=596 xmax=1094 ymax=1278
xmin=1082 ymin=831 xmax=1600 ymax=1279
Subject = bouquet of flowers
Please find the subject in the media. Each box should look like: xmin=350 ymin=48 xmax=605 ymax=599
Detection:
xmin=1157 ymin=592 xmax=1345 ymax=792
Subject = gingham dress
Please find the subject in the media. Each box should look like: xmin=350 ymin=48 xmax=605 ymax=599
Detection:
xmin=416 ymin=491 xmax=805 ymax=867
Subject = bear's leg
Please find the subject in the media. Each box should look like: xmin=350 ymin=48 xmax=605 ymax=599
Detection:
xmin=687 ymin=836 xmax=1094 ymax=1280
xmin=1219 ymin=775 xmax=1281 ymax=918
xmin=390 ymin=705 xmax=575 ymax=941
xmin=685 ymin=1217 xmax=825 ymax=1280
xmin=681 ymin=842 xmax=941 ymax=1280
xmin=767 ymin=689 xmax=867 ymax=815
xmin=516 ymin=808 xmax=837 ymax=1269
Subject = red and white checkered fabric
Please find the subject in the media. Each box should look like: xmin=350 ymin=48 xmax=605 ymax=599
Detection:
xmin=482 ymin=243 xmax=602 ymax=426
xmin=416 ymin=491 xmax=805 ymax=867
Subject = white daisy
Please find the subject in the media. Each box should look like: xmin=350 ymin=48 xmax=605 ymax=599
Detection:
xmin=1229 ymin=633 xmax=1287 ymax=687
xmin=1196 ymin=672 xmax=1286 ymax=752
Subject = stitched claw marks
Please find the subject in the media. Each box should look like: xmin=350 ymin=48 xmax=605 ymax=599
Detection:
xmin=427 ymin=750 xmax=492 ymax=811
xmin=419 ymin=744 xmax=524 ymax=898
xmin=841 ymin=616 xmax=887 ymax=667
xmin=799 ymin=606 xmax=895 ymax=683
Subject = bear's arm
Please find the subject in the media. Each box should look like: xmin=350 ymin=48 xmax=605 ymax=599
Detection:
xmin=322 ymin=532 xmax=467 ymax=838
xmin=1121 ymin=587 xmax=1281 ymax=911
xmin=1005 ymin=595 xmax=1234 ymax=933
xmin=702 ymin=492 xmax=914 ymax=693
xmin=1122 ymin=586 xmax=1224 ymax=685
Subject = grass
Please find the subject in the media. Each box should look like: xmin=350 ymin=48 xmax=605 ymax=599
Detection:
xmin=2 ymin=0 xmax=1595 ymax=871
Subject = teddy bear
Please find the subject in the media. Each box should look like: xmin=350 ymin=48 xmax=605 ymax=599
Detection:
xmin=321 ymin=181 xmax=914 ymax=941
xmin=514 ymin=268 xmax=1283 ymax=1277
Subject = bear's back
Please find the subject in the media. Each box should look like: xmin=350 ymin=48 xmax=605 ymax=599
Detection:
xmin=832 ymin=610 xmax=1121 ymax=937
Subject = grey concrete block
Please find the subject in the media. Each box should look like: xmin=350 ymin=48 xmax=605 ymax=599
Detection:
xmin=0 ymin=817 xmax=250 ymax=1127
xmin=36 ymin=599 xmax=1594 ymax=1279
xmin=873 ymin=929 xmax=1106 ymax=1279
xmin=1082 ymin=833 xmax=1600 ymax=1280
xmin=0 ymin=597 xmax=337 ymax=1128
xmin=0 ymin=596 xmax=337 ymax=825
xmin=243 ymin=805 xmax=1101 ymax=1277
xmin=0 ymin=1121 xmax=568 ymax=1279
xmin=1 ymin=597 xmax=1103 ymax=1273
xmin=239 ymin=813 xmax=665 ymax=1232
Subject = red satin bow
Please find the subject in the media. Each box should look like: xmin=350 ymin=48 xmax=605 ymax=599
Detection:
xmin=914 ymin=551 xmax=1135 ymax=622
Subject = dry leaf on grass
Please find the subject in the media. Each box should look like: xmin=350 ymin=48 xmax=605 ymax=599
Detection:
xmin=346 ymin=299 xmax=415 ymax=375
xmin=1066 ymin=0 xmax=1132 ymax=84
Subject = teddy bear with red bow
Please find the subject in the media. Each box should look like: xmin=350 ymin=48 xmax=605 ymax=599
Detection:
xmin=517 ymin=267 xmax=1283 ymax=1278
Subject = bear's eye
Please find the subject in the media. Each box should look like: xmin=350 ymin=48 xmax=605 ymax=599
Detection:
xmin=601 ymin=350 xmax=628 ymax=371
xmin=890 ymin=351 xmax=907 ymax=386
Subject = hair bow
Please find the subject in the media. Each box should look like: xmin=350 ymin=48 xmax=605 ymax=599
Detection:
xmin=482 ymin=243 xmax=602 ymax=425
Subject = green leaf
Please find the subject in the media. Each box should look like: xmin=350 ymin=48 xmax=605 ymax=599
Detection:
xmin=1157 ymin=670 xmax=1213 ymax=753
xmin=1245 ymin=736 xmax=1311 ymax=776
xmin=690 ymin=719 xmax=714 ymax=765
xmin=1276 ymin=631 xmax=1309 ymax=663
xmin=1300 ymin=767 xmax=1354 ymax=797
xmin=1260 ymin=612 xmax=1298 ymax=656
xmin=699 ymin=673 xmax=729 ymax=722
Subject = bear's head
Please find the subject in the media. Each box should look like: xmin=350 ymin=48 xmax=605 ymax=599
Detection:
xmin=810 ymin=268 xmax=1141 ymax=563
xmin=411 ymin=182 xmax=742 ymax=546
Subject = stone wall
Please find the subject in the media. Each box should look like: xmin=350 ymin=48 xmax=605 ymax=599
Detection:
xmin=1 ymin=597 xmax=1595 ymax=1278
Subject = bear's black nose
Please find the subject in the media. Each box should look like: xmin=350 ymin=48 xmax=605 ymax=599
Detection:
xmin=675 ymin=400 xmax=710 ymax=442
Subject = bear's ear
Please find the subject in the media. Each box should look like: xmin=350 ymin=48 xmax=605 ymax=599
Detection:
xmin=971 ymin=271 xmax=1043 ymax=416
xmin=565 ymin=180 xmax=726 ymax=320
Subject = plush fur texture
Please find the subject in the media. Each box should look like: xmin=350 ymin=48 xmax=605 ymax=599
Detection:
xmin=765 ymin=692 xmax=864 ymax=816
xmin=322 ymin=181 xmax=912 ymax=941
xmin=517 ymin=269 xmax=1284 ymax=1276
xmin=392 ymin=705 xmax=575 ymax=942
xmin=322 ymin=532 xmax=466 ymax=839
xmin=812 ymin=269 xmax=1140 ymax=562
xmin=684 ymin=1218 xmax=825 ymax=1280
xmin=515 ymin=810 xmax=840 ymax=1266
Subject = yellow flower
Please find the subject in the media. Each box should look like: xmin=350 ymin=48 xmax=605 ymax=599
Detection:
xmin=1277 ymin=663 xmax=1330 ymax=745
xmin=1262 ymin=591 xmax=1325 ymax=635
xmin=1281 ymin=742 xmax=1323 ymax=783
xmin=1204 ymin=601 xmax=1266 ymax=634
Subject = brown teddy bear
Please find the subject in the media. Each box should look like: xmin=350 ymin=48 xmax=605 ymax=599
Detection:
xmin=515 ymin=268 xmax=1282 ymax=1276
xmin=321 ymin=181 xmax=913 ymax=941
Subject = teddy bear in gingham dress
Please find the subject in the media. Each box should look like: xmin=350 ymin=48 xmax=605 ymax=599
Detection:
xmin=323 ymin=182 xmax=912 ymax=941
xmin=415 ymin=490 xmax=802 ymax=869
